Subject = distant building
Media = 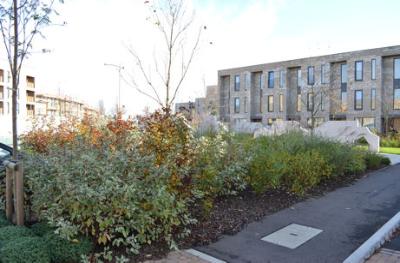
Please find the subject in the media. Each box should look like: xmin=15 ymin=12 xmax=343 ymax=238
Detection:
xmin=35 ymin=93 xmax=99 ymax=120
xmin=175 ymin=85 xmax=219 ymax=120
xmin=0 ymin=65 xmax=37 ymax=144
xmin=218 ymin=45 xmax=400 ymax=133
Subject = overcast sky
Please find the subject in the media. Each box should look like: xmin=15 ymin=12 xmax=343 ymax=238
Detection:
xmin=6 ymin=0 xmax=400 ymax=114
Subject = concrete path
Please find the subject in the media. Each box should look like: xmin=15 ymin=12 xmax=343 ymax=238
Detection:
xmin=382 ymin=153 xmax=400 ymax=165
xmin=195 ymin=164 xmax=400 ymax=263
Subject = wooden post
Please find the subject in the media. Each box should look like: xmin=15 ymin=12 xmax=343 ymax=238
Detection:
xmin=5 ymin=166 xmax=13 ymax=221
xmin=15 ymin=163 xmax=24 ymax=226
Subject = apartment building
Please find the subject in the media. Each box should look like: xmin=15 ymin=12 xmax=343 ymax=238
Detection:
xmin=218 ymin=45 xmax=400 ymax=133
xmin=0 ymin=65 xmax=37 ymax=143
xmin=36 ymin=93 xmax=99 ymax=120
xmin=175 ymin=85 xmax=219 ymax=120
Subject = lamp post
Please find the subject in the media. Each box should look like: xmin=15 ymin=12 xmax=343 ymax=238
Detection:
xmin=104 ymin=63 xmax=124 ymax=113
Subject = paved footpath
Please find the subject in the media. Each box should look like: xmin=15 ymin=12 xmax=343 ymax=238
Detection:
xmin=193 ymin=164 xmax=400 ymax=263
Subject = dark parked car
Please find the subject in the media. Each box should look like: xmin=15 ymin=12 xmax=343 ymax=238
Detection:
xmin=0 ymin=143 xmax=12 ymax=173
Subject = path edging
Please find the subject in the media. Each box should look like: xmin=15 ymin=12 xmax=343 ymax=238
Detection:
xmin=343 ymin=211 xmax=400 ymax=263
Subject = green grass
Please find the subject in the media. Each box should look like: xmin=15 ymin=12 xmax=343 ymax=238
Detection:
xmin=380 ymin=147 xmax=400 ymax=155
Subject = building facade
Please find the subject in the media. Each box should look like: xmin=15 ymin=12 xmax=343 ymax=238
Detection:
xmin=0 ymin=65 xmax=37 ymax=144
xmin=36 ymin=93 xmax=98 ymax=120
xmin=175 ymin=85 xmax=219 ymax=120
xmin=218 ymin=45 xmax=400 ymax=132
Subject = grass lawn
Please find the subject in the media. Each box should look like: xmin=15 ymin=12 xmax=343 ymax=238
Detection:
xmin=380 ymin=147 xmax=400 ymax=155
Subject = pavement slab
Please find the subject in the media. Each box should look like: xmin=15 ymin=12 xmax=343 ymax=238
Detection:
xmin=195 ymin=164 xmax=400 ymax=263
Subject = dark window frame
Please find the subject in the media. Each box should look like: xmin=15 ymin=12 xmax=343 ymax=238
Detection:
xmin=394 ymin=58 xmax=400 ymax=80
xmin=268 ymin=71 xmax=274 ymax=89
xmin=355 ymin=60 xmax=363 ymax=81
xmin=234 ymin=75 xmax=240 ymax=91
xmin=307 ymin=66 xmax=315 ymax=86
xmin=341 ymin=64 xmax=348 ymax=84
xmin=354 ymin=90 xmax=363 ymax=110
xmin=371 ymin=59 xmax=376 ymax=80
xmin=234 ymin=97 xmax=240 ymax=113
xmin=268 ymin=95 xmax=274 ymax=112
xmin=371 ymin=88 xmax=376 ymax=110
xmin=307 ymin=92 xmax=314 ymax=112
xmin=297 ymin=69 xmax=302 ymax=88
xmin=394 ymin=88 xmax=400 ymax=110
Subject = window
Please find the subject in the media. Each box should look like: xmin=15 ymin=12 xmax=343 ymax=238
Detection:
xmin=307 ymin=66 xmax=315 ymax=85
xmin=307 ymin=92 xmax=314 ymax=111
xmin=395 ymin=58 xmax=400 ymax=80
xmin=297 ymin=94 xmax=301 ymax=112
xmin=268 ymin=95 xmax=274 ymax=112
xmin=297 ymin=69 xmax=302 ymax=87
xmin=234 ymin=97 xmax=240 ymax=113
xmin=355 ymin=61 xmax=363 ymax=81
xmin=341 ymin=64 xmax=348 ymax=83
xmin=362 ymin=118 xmax=375 ymax=129
xmin=268 ymin=71 xmax=274 ymax=88
xmin=394 ymin=89 xmax=400 ymax=110
xmin=279 ymin=94 xmax=284 ymax=112
xmin=371 ymin=88 xmax=376 ymax=110
xmin=320 ymin=94 xmax=324 ymax=111
xmin=341 ymin=91 xmax=348 ymax=112
xmin=371 ymin=59 xmax=376 ymax=80
xmin=245 ymin=73 xmax=250 ymax=90
xmin=234 ymin=75 xmax=240 ymax=91
xmin=280 ymin=71 xmax=285 ymax=88
xmin=354 ymin=90 xmax=363 ymax=110
xmin=321 ymin=64 xmax=328 ymax=84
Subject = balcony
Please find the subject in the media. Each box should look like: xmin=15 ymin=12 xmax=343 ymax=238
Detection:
xmin=26 ymin=76 xmax=35 ymax=89
xmin=26 ymin=90 xmax=35 ymax=104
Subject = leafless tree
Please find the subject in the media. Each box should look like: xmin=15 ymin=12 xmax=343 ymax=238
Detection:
xmin=0 ymin=0 xmax=62 ymax=159
xmin=126 ymin=0 xmax=204 ymax=111
xmin=302 ymin=85 xmax=328 ymax=134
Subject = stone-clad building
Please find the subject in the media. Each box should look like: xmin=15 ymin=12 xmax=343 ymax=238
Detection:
xmin=218 ymin=45 xmax=400 ymax=132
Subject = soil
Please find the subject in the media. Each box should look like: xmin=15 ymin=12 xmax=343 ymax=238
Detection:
xmin=131 ymin=166 xmax=385 ymax=262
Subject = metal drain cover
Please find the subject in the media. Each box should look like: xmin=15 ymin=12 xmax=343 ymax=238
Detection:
xmin=261 ymin=223 xmax=322 ymax=249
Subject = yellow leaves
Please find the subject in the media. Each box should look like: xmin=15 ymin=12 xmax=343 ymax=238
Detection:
xmin=97 ymin=232 xmax=111 ymax=245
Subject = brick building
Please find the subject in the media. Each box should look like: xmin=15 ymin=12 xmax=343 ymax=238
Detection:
xmin=218 ymin=45 xmax=400 ymax=133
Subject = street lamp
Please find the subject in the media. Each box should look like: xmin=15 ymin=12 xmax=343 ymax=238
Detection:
xmin=104 ymin=63 xmax=124 ymax=112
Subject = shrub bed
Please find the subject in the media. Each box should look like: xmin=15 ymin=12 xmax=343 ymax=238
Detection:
xmin=15 ymin=112 xmax=390 ymax=261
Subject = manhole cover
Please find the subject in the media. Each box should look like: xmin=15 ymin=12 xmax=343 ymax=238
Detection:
xmin=261 ymin=223 xmax=322 ymax=249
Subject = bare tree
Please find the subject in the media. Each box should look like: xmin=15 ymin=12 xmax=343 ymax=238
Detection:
xmin=0 ymin=0 xmax=62 ymax=159
xmin=302 ymin=85 xmax=328 ymax=134
xmin=126 ymin=0 xmax=204 ymax=111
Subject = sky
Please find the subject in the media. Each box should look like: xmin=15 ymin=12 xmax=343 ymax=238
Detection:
xmin=4 ymin=0 xmax=400 ymax=114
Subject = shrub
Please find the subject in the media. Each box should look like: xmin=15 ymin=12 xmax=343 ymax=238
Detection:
xmin=365 ymin=152 xmax=391 ymax=170
xmin=0 ymin=226 xmax=35 ymax=245
xmin=24 ymin=142 xmax=191 ymax=256
xmin=192 ymin=129 xmax=248 ymax=200
xmin=31 ymin=222 xmax=55 ymax=237
xmin=0 ymin=237 xmax=50 ymax=263
xmin=283 ymin=150 xmax=333 ymax=195
xmin=247 ymin=137 xmax=289 ymax=193
xmin=380 ymin=133 xmax=400 ymax=147
xmin=44 ymin=232 xmax=92 ymax=263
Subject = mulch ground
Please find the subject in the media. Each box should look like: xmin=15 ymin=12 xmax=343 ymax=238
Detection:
xmin=133 ymin=167 xmax=385 ymax=262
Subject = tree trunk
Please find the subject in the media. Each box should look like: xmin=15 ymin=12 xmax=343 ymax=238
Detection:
xmin=12 ymin=0 xmax=18 ymax=160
